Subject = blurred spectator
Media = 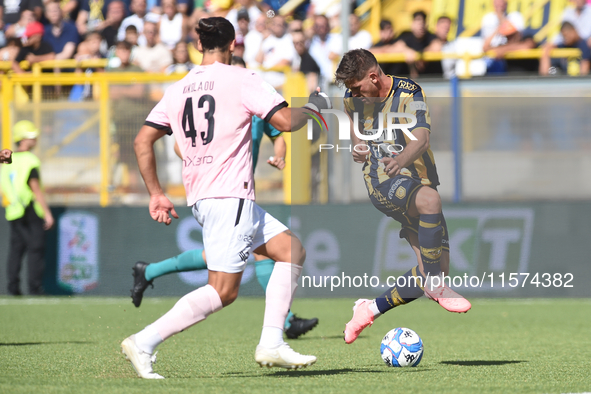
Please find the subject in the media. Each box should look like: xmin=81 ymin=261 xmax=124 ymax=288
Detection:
xmin=373 ymin=11 xmax=435 ymax=78
xmin=76 ymin=0 xmax=128 ymax=36
xmin=117 ymin=0 xmax=152 ymax=46
xmin=291 ymin=30 xmax=319 ymax=93
xmin=330 ymin=13 xmax=373 ymax=55
xmin=107 ymin=40 xmax=145 ymax=192
xmin=158 ymin=0 xmax=188 ymax=50
xmin=423 ymin=15 xmax=453 ymax=75
xmin=0 ymin=36 xmax=22 ymax=61
xmin=243 ymin=13 xmax=265 ymax=67
xmin=398 ymin=11 xmax=436 ymax=52
xmin=5 ymin=8 xmax=35 ymax=39
xmin=43 ymin=1 xmax=80 ymax=60
xmin=226 ymin=0 xmax=260 ymax=31
xmin=133 ymin=20 xmax=172 ymax=71
xmin=123 ymin=23 xmax=138 ymax=44
xmin=164 ymin=40 xmax=193 ymax=73
xmin=60 ymin=0 xmax=80 ymax=21
xmin=371 ymin=19 xmax=405 ymax=76
xmin=288 ymin=18 xmax=302 ymax=34
xmin=481 ymin=0 xmax=524 ymax=73
xmin=308 ymin=14 xmax=340 ymax=90
xmin=100 ymin=0 xmax=126 ymax=49
xmin=12 ymin=22 xmax=55 ymax=73
xmin=235 ymin=7 xmax=249 ymax=41
xmin=74 ymin=30 xmax=103 ymax=59
xmin=1 ymin=0 xmax=43 ymax=28
xmin=556 ymin=0 xmax=591 ymax=49
xmin=187 ymin=24 xmax=203 ymax=64
xmin=107 ymin=39 xmax=140 ymax=72
xmin=540 ymin=21 xmax=590 ymax=76
xmin=256 ymin=14 xmax=296 ymax=87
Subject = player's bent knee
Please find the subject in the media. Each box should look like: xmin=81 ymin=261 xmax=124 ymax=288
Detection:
xmin=415 ymin=187 xmax=442 ymax=214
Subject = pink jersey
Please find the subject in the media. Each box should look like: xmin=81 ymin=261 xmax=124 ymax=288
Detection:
xmin=145 ymin=62 xmax=287 ymax=206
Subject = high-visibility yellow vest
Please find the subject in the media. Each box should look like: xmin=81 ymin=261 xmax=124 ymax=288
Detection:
xmin=0 ymin=151 xmax=45 ymax=221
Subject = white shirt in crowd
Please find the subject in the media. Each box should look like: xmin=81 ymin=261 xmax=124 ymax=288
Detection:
xmin=243 ymin=29 xmax=263 ymax=67
xmin=480 ymin=11 xmax=525 ymax=48
xmin=308 ymin=33 xmax=340 ymax=83
xmin=225 ymin=5 xmax=261 ymax=31
xmin=329 ymin=29 xmax=373 ymax=55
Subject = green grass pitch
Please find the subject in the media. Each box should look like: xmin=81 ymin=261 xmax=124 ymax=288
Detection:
xmin=1 ymin=297 xmax=590 ymax=394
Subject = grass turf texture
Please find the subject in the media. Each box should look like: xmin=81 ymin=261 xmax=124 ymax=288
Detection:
xmin=0 ymin=298 xmax=590 ymax=394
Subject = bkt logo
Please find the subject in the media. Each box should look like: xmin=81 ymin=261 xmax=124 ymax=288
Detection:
xmin=303 ymin=108 xmax=418 ymax=153
xmin=371 ymin=208 xmax=534 ymax=292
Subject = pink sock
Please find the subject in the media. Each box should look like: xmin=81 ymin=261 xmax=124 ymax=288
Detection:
xmin=152 ymin=284 xmax=223 ymax=341
xmin=259 ymin=262 xmax=302 ymax=347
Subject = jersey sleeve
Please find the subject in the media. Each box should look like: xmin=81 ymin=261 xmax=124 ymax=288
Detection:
xmin=404 ymin=87 xmax=431 ymax=133
xmin=241 ymin=71 xmax=288 ymax=122
xmin=144 ymin=93 xmax=173 ymax=135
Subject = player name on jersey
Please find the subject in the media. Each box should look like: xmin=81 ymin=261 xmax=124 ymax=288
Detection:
xmin=183 ymin=81 xmax=215 ymax=94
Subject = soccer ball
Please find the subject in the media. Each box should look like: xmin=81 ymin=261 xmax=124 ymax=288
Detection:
xmin=380 ymin=327 xmax=424 ymax=367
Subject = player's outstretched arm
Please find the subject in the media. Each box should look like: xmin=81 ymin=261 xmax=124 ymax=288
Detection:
xmin=134 ymin=125 xmax=179 ymax=225
xmin=268 ymin=91 xmax=332 ymax=132
xmin=0 ymin=149 xmax=12 ymax=164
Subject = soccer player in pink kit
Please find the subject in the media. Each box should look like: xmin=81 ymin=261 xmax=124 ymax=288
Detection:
xmin=121 ymin=17 xmax=330 ymax=379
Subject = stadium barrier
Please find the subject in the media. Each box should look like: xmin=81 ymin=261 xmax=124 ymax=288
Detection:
xmin=0 ymin=202 xmax=588 ymax=297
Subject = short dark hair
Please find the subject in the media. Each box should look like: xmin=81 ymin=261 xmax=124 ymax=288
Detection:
xmin=115 ymin=40 xmax=132 ymax=50
xmin=380 ymin=19 xmax=392 ymax=30
xmin=195 ymin=17 xmax=235 ymax=52
xmin=335 ymin=49 xmax=379 ymax=87
xmin=437 ymin=15 xmax=451 ymax=23
xmin=561 ymin=21 xmax=575 ymax=31
xmin=413 ymin=10 xmax=427 ymax=22
xmin=231 ymin=56 xmax=246 ymax=67
xmin=125 ymin=24 xmax=138 ymax=33
xmin=237 ymin=7 xmax=249 ymax=22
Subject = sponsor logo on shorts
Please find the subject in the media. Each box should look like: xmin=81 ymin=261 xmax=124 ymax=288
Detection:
xmin=237 ymin=234 xmax=253 ymax=243
xmin=395 ymin=186 xmax=406 ymax=200
xmin=387 ymin=179 xmax=404 ymax=199
xmin=238 ymin=249 xmax=250 ymax=262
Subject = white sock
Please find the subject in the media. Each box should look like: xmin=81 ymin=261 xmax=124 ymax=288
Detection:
xmin=259 ymin=326 xmax=285 ymax=348
xmin=259 ymin=262 xmax=302 ymax=347
xmin=369 ymin=300 xmax=382 ymax=319
xmin=134 ymin=325 xmax=163 ymax=354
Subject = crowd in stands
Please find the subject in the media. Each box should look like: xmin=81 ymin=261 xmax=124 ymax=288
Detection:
xmin=0 ymin=0 xmax=590 ymax=84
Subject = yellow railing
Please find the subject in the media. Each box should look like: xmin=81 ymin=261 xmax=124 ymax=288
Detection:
xmin=1 ymin=69 xmax=312 ymax=206
xmin=374 ymin=48 xmax=582 ymax=78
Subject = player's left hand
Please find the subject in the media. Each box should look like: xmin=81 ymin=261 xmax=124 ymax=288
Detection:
xmin=267 ymin=156 xmax=285 ymax=170
xmin=149 ymin=194 xmax=179 ymax=225
xmin=380 ymin=157 xmax=400 ymax=178
xmin=0 ymin=149 xmax=12 ymax=164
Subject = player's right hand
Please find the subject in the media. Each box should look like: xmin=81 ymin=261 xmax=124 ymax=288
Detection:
xmin=352 ymin=144 xmax=369 ymax=163
xmin=149 ymin=194 xmax=179 ymax=225
xmin=304 ymin=88 xmax=332 ymax=112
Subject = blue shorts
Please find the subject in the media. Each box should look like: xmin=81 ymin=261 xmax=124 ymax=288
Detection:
xmin=369 ymin=175 xmax=449 ymax=251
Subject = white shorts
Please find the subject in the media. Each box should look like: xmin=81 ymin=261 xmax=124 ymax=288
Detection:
xmin=192 ymin=198 xmax=288 ymax=273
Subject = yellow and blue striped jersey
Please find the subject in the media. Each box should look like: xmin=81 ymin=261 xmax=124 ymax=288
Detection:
xmin=344 ymin=75 xmax=439 ymax=193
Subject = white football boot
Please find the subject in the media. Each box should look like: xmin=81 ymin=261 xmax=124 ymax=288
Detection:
xmin=121 ymin=335 xmax=164 ymax=379
xmin=255 ymin=343 xmax=317 ymax=369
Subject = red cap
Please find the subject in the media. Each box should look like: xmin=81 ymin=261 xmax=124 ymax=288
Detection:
xmin=24 ymin=22 xmax=45 ymax=38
